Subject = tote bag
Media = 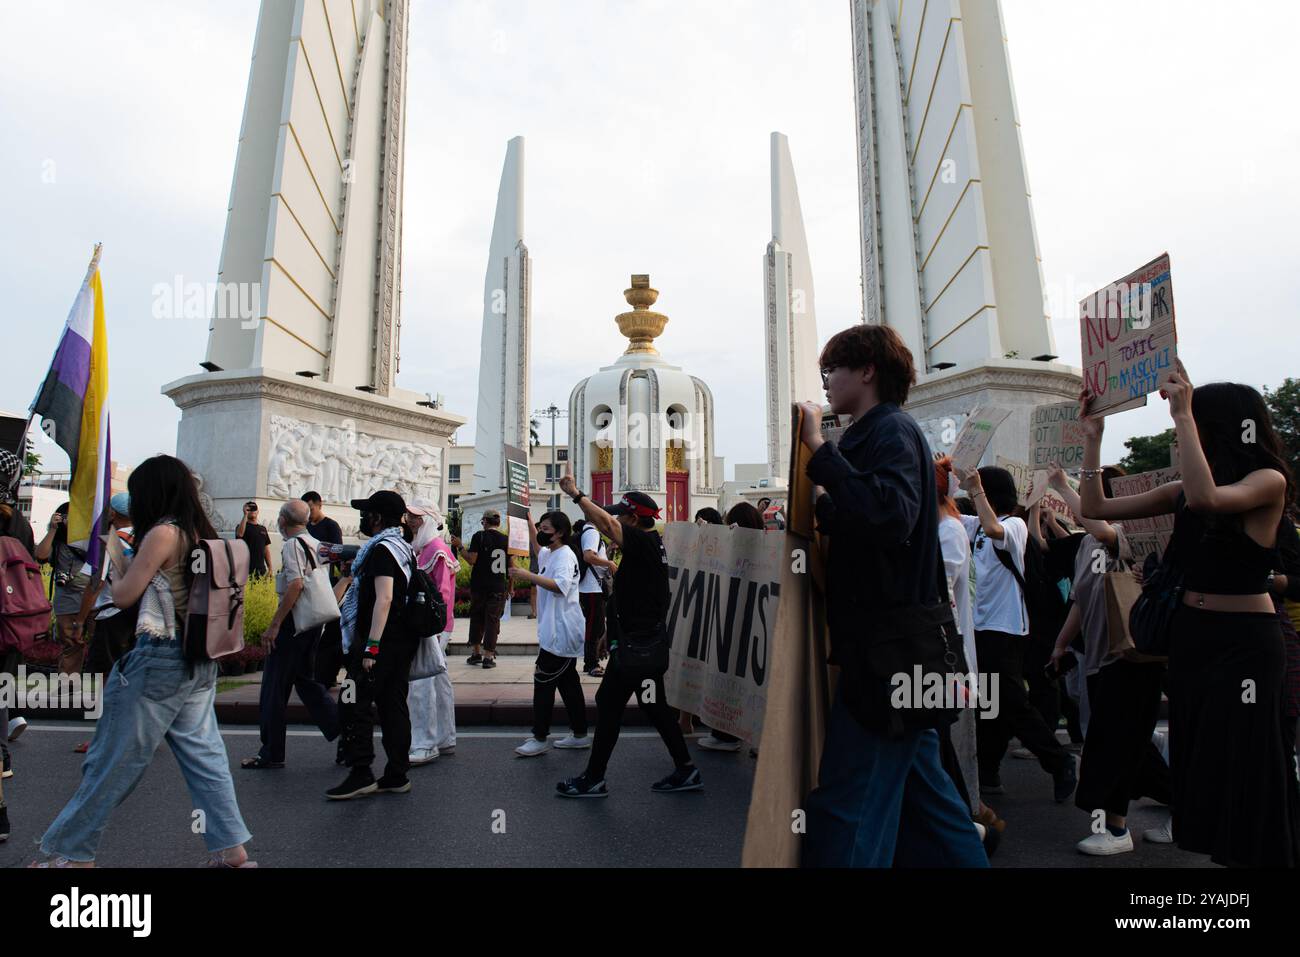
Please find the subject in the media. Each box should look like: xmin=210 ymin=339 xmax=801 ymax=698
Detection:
xmin=291 ymin=538 xmax=341 ymax=634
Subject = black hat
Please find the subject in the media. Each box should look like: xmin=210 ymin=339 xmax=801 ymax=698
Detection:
xmin=606 ymin=491 xmax=661 ymax=519
xmin=350 ymin=490 xmax=406 ymax=522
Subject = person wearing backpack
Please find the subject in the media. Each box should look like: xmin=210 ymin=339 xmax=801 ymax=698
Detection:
xmin=0 ymin=447 xmax=37 ymax=842
xmin=33 ymin=454 xmax=255 ymax=868
xmin=405 ymin=498 xmax=457 ymax=766
xmin=574 ymin=518 xmax=614 ymax=677
xmin=327 ymin=490 xmax=418 ymax=800
xmin=35 ymin=502 xmax=95 ymax=675
xmin=242 ymin=499 xmax=340 ymax=770
xmin=955 ymin=464 xmax=1077 ymax=804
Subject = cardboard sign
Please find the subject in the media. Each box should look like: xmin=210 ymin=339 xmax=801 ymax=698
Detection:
xmin=1029 ymin=401 xmax=1086 ymax=469
xmin=504 ymin=444 xmax=531 ymax=557
xmin=664 ymin=525 xmax=785 ymax=744
xmin=1110 ymin=467 xmax=1181 ymax=563
xmin=1080 ymin=253 xmax=1177 ymax=417
xmin=995 ymin=456 xmax=1046 ymax=508
xmin=949 ymin=406 xmax=1012 ymax=473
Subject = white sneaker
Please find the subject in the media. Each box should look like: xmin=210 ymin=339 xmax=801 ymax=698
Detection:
xmin=7 ymin=718 xmax=26 ymax=742
xmin=1009 ymin=746 xmax=1034 ymax=759
xmin=1143 ymin=816 xmax=1174 ymax=844
xmin=408 ymin=748 xmax=439 ymax=766
xmin=1076 ymin=829 xmax=1134 ymax=856
xmin=435 ymin=742 xmax=456 ymax=755
xmin=974 ymin=822 xmax=987 ymax=842
xmin=515 ymin=737 xmax=551 ymax=757
xmin=698 ymin=735 xmax=743 ymax=752
xmin=553 ymin=734 xmax=591 ymax=750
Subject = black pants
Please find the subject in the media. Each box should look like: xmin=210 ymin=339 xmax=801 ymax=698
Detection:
xmin=1075 ymin=659 xmax=1169 ymax=818
xmin=339 ymin=636 xmax=417 ymax=780
xmin=585 ymin=658 xmax=692 ymax=781
xmin=532 ymin=650 xmax=587 ymax=739
xmin=975 ymin=630 xmax=1070 ymax=780
xmin=258 ymin=618 xmax=340 ymax=763
xmin=581 ymin=592 xmax=606 ymax=671
xmin=313 ymin=620 xmax=344 ymax=687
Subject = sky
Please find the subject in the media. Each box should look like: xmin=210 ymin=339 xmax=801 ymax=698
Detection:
xmin=2 ymin=0 xmax=1297 ymax=479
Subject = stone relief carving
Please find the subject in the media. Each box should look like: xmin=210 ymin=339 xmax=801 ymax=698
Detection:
xmin=192 ymin=472 xmax=228 ymax=533
xmin=265 ymin=415 xmax=442 ymax=505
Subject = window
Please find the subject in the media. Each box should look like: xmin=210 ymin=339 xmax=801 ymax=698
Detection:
xmin=448 ymin=465 xmax=461 ymax=482
xmin=557 ymin=449 xmax=568 ymax=462
xmin=544 ymin=464 xmax=557 ymax=481
xmin=447 ymin=495 xmax=459 ymax=510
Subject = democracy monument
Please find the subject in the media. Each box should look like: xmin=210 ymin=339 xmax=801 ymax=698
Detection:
xmin=158 ymin=0 xmax=1077 ymax=532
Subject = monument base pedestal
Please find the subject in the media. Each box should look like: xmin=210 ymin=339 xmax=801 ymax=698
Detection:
xmin=162 ymin=368 xmax=466 ymax=538
xmin=905 ymin=359 xmax=1083 ymax=468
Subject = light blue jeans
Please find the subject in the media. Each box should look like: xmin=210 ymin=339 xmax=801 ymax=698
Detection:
xmin=40 ymin=636 xmax=251 ymax=862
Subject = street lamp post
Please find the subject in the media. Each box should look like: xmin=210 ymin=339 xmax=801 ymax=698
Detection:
xmin=533 ymin=404 xmax=567 ymax=510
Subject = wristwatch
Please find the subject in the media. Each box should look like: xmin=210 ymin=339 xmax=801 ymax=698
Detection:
xmin=571 ymin=491 xmax=587 ymax=505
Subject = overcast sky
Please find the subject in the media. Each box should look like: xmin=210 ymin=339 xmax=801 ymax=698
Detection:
xmin=2 ymin=0 xmax=1296 ymax=479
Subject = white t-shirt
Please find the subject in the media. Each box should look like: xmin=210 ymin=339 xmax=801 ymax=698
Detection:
xmin=938 ymin=516 xmax=977 ymax=674
xmin=577 ymin=525 xmax=607 ymax=594
xmin=960 ymin=513 xmax=1029 ymax=637
xmin=536 ymin=544 xmax=586 ymax=658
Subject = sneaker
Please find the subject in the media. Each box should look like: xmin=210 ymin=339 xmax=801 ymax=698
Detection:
xmin=553 ymin=734 xmax=591 ymax=750
xmin=556 ymin=773 xmax=608 ymax=798
xmin=651 ymin=765 xmax=703 ymax=793
xmin=408 ymin=748 xmax=439 ymax=766
xmin=974 ymin=821 xmax=987 ymax=842
xmin=980 ymin=773 xmax=1004 ymax=795
xmin=0 ymin=803 xmax=8 ymax=843
xmin=2 ymin=749 xmax=11 ymax=779
xmin=7 ymin=717 xmax=27 ymax=742
xmin=435 ymin=743 xmax=456 ymax=755
xmin=481 ymin=657 xmax=498 ymax=670
xmin=515 ymin=737 xmax=551 ymax=757
xmin=325 ymin=768 xmax=377 ymax=800
xmin=1053 ymin=756 xmax=1078 ymax=804
xmin=698 ymin=734 xmax=743 ymax=753
xmin=1009 ymin=746 xmax=1034 ymax=760
xmin=1143 ymin=816 xmax=1174 ymax=844
xmin=466 ymin=653 xmax=483 ymax=665
xmin=375 ymin=775 xmax=411 ymax=794
xmin=1076 ymin=829 xmax=1134 ymax=856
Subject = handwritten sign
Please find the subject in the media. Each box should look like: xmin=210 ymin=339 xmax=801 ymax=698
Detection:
xmin=1029 ymin=401 xmax=1085 ymax=469
xmin=664 ymin=525 xmax=784 ymax=743
xmin=949 ymin=406 xmax=1012 ymax=473
xmin=1110 ymin=467 xmax=1181 ymax=563
xmin=1080 ymin=253 xmax=1177 ymax=417
xmin=996 ymin=456 xmax=1047 ymax=508
xmin=504 ymin=444 xmax=531 ymax=557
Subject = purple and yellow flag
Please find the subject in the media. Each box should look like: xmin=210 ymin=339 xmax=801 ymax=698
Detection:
xmin=30 ymin=244 xmax=112 ymax=570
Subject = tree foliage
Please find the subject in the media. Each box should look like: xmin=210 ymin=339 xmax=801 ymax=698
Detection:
xmin=1263 ymin=377 xmax=1300 ymax=493
xmin=1118 ymin=428 xmax=1176 ymax=474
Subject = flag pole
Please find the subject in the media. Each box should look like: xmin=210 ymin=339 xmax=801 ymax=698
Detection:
xmin=83 ymin=242 xmax=103 ymax=286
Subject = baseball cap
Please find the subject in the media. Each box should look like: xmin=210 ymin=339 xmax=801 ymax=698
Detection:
xmin=350 ymin=490 xmax=406 ymax=522
xmin=606 ymin=491 xmax=661 ymax=519
xmin=406 ymin=496 xmax=445 ymax=527
xmin=110 ymin=492 xmax=131 ymax=517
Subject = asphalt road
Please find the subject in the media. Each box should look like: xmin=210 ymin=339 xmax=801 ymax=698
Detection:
xmin=2 ymin=722 xmax=1212 ymax=868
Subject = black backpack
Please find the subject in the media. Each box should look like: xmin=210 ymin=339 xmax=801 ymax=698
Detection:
xmin=992 ymin=533 xmax=1067 ymax=639
xmin=400 ymin=564 xmax=447 ymax=639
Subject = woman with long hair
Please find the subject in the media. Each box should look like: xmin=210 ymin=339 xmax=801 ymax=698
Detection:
xmin=35 ymin=501 xmax=94 ymax=675
xmin=509 ymin=510 xmax=589 ymax=757
xmin=405 ymin=499 xmax=458 ymax=765
xmin=34 ymin=455 xmax=254 ymax=868
xmin=1078 ymin=363 xmax=1299 ymax=867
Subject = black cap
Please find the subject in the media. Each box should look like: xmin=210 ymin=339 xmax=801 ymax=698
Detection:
xmin=350 ymin=490 xmax=406 ymax=522
xmin=605 ymin=491 xmax=661 ymax=519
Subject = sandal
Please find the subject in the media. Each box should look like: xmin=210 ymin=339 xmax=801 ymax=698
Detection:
xmin=240 ymin=756 xmax=285 ymax=770
xmin=204 ymin=854 xmax=258 ymax=868
xmin=73 ymin=741 xmax=90 ymax=754
xmin=586 ymin=665 xmax=605 ymax=677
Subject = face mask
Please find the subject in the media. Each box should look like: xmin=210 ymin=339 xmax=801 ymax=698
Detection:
xmin=536 ymin=531 xmax=554 ymax=547
xmin=402 ymin=524 xmax=414 ymax=544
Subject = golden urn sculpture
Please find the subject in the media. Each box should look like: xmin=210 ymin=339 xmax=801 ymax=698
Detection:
xmin=615 ymin=274 xmax=669 ymax=355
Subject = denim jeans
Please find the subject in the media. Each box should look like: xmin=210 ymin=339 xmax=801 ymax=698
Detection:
xmin=40 ymin=636 xmax=252 ymax=862
xmin=802 ymin=689 xmax=989 ymax=868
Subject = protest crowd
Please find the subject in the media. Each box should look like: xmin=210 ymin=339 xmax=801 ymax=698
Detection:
xmin=2 ymin=315 xmax=1298 ymax=870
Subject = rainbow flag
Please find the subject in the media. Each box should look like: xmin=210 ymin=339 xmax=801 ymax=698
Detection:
xmin=30 ymin=244 xmax=112 ymax=571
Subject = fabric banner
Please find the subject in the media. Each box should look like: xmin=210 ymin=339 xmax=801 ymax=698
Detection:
xmin=663 ymin=525 xmax=784 ymax=743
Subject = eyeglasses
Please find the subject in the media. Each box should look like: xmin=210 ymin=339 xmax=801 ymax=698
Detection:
xmin=820 ymin=367 xmax=838 ymax=388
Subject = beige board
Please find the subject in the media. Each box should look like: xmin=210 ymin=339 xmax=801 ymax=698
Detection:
xmin=1110 ymin=467 xmax=1182 ymax=563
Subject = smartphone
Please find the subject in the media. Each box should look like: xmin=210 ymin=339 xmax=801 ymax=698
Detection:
xmin=1045 ymin=654 xmax=1077 ymax=680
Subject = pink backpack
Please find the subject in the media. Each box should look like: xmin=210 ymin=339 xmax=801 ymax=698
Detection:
xmin=0 ymin=536 xmax=52 ymax=655
xmin=183 ymin=538 xmax=249 ymax=661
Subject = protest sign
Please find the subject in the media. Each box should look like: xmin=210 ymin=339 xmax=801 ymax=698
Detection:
xmin=1110 ymin=467 xmax=1181 ymax=563
xmin=504 ymin=444 xmax=531 ymax=557
xmin=664 ymin=524 xmax=785 ymax=744
xmin=949 ymin=406 xmax=1011 ymax=473
xmin=1029 ymin=401 xmax=1086 ymax=469
xmin=995 ymin=456 xmax=1046 ymax=508
xmin=1080 ymin=253 xmax=1177 ymax=417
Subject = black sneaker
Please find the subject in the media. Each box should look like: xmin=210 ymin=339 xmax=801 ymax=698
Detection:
xmin=651 ymin=765 xmax=703 ymax=793
xmin=980 ymin=773 xmax=1004 ymax=795
xmin=325 ymin=768 xmax=377 ymax=800
xmin=466 ymin=653 xmax=483 ymax=665
xmin=556 ymin=773 xmax=608 ymax=798
xmin=375 ymin=775 xmax=411 ymax=794
xmin=0 ymin=803 xmax=9 ymax=843
xmin=1053 ymin=756 xmax=1078 ymax=804
xmin=2 ymin=747 xmax=11 ymax=780
xmin=480 ymin=657 xmax=497 ymax=670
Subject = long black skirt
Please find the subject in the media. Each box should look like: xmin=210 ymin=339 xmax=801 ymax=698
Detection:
xmin=1167 ymin=606 xmax=1300 ymax=867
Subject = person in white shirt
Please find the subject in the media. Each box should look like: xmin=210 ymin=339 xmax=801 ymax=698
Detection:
xmin=576 ymin=519 xmax=615 ymax=676
xmin=956 ymin=465 xmax=1076 ymax=804
xmin=509 ymin=512 xmax=590 ymax=757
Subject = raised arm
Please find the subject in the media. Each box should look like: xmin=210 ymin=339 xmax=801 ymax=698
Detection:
xmin=956 ymin=466 xmax=1005 ymax=541
xmin=112 ymin=524 xmax=180 ymax=608
xmin=1046 ymin=465 xmax=1116 ymax=548
xmin=1077 ymin=388 xmax=1182 ymax=522
xmin=559 ymin=464 xmax=623 ymax=547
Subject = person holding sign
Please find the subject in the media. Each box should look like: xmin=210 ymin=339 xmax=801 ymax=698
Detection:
xmin=1077 ymin=362 xmax=1299 ymax=867
xmin=797 ymin=324 xmax=986 ymax=868
xmin=509 ymin=511 xmax=590 ymax=757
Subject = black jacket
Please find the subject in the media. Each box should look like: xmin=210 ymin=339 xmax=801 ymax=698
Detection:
xmin=807 ymin=402 xmax=940 ymax=667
